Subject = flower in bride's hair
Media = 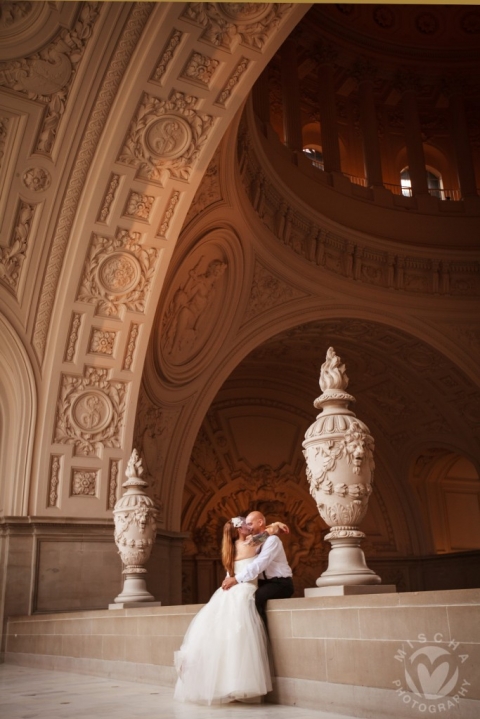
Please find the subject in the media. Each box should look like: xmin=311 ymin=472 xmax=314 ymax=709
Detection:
xmin=231 ymin=516 xmax=246 ymax=528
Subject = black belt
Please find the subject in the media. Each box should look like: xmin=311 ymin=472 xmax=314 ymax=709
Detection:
xmin=259 ymin=576 xmax=293 ymax=582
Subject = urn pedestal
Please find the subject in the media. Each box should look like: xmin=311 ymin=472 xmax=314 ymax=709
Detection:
xmin=303 ymin=348 xmax=385 ymax=591
xmin=110 ymin=449 xmax=161 ymax=608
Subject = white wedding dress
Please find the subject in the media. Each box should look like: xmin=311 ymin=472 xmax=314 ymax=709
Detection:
xmin=174 ymin=557 xmax=272 ymax=705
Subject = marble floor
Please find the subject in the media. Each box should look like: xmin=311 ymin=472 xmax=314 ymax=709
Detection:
xmin=0 ymin=664 xmax=357 ymax=719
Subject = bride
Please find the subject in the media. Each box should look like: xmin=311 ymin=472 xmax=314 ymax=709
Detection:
xmin=174 ymin=516 xmax=285 ymax=705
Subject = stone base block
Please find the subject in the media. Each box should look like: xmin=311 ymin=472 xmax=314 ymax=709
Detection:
xmin=304 ymin=584 xmax=397 ymax=597
xmin=108 ymin=601 xmax=162 ymax=609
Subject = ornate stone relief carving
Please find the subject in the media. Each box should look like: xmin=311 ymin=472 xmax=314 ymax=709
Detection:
xmin=123 ymin=322 xmax=139 ymax=370
xmin=33 ymin=3 xmax=153 ymax=361
xmin=89 ymin=328 xmax=116 ymax=356
xmin=181 ymin=51 xmax=220 ymax=88
xmin=243 ymin=261 xmax=304 ymax=323
xmin=54 ymin=366 xmax=127 ymax=457
xmin=133 ymin=386 xmax=177 ymax=513
xmin=0 ymin=2 xmax=102 ymax=154
xmin=108 ymin=459 xmax=119 ymax=509
xmin=215 ymin=57 xmax=250 ymax=107
xmin=124 ymin=191 xmax=154 ymax=221
xmin=0 ymin=117 xmax=8 ymax=170
xmin=71 ymin=469 xmax=97 ymax=496
xmin=157 ymin=190 xmax=181 ymax=238
xmin=64 ymin=312 xmax=82 ymax=362
xmin=161 ymin=253 xmax=227 ymax=363
xmin=48 ymin=455 xmax=61 ymax=508
xmin=118 ymin=90 xmax=215 ymax=185
xmin=77 ymin=229 xmax=159 ymax=317
xmin=22 ymin=166 xmax=51 ymax=192
xmin=98 ymin=174 xmax=120 ymax=223
xmin=152 ymin=28 xmax=183 ymax=84
xmin=184 ymin=146 xmax=222 ymax=225
xmin=0 ymin=201 xmax=34 ymax=294
xmin=181 ymin=3 xmax=292 ymax=51
xmin=241 ymin=122 xmax=480 ymax=297
xmin=0 ymin=2 xmax=33 ymax=31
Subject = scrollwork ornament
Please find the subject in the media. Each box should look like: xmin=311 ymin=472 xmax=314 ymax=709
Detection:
xmin=0 ymin=2 xmax=102 ymax=154
xmin=54 ymin=367 xmax=127 ymax=457
xmin=0 ymin=201 xmax=35 ymax=293
xmin=118 ymin=90 xmax=214 ymax=184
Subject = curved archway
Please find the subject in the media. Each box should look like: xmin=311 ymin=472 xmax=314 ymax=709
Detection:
xmin=0 ymin=316 xmax=37 ymax=516
xmin=410 ymin=449 xmax=480 ymax=554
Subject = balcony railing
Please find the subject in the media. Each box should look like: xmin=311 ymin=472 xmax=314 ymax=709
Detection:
xmin=312 ymin=166 xmax=470 ymax=201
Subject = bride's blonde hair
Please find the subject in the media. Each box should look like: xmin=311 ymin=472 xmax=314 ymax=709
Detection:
xmin=221 ymin=521 xmax=238 ymax=577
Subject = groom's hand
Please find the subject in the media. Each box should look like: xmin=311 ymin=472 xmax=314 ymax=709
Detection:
xmin=222 ymin=576 xmax=238 ymax=590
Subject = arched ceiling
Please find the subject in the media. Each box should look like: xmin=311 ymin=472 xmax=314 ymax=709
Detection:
xmin=215 ymin=317 xmax=480 ymax=471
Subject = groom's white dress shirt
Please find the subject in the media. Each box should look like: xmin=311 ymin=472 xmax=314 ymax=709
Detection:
xmin=235 ymin=535 xmax=292 ymax=583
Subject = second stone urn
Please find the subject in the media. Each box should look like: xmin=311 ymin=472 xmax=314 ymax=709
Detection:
xmin=112 ymin=449 xmax=160 ymax=604
xmin=303 ymin=347 xmax=381 ymax=586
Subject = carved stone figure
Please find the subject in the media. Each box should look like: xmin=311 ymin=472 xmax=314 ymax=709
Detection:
xmin=303 ymin=347 xmax=381 ymax=587
xmin=112 ymin=449 xmax=160 ymax=603
xmin=162 ymin=256 xmax=227 ymax=362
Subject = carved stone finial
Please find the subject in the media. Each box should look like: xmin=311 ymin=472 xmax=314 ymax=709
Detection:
xmin=123 ymin=448 xmax=148 ymax=488
xmin=319 ymin=347 xmax=349 ymax=392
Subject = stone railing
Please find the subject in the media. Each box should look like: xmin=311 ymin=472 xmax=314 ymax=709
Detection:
xmin=238 ymin=105 xmax=480 ymax=298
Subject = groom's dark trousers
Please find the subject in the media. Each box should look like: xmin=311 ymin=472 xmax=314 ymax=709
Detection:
xmin=255 ymin=577 xmax=294 ymax=629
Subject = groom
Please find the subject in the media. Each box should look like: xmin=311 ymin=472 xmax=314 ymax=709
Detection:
xmin=222 ymin=510 xmax=294 ymax=628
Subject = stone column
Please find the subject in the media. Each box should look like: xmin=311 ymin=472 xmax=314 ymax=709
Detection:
xmin=444 ymin=77 xmax=478 ymax=198
xmin=352 ymin=58 xmax=383 ymax=187
xmin=252 ymin=67 xmax=270 ymax=126
xmin=316 ymin=44 xmax=341 ymax=173
xmin=280 ymin=39 xmax=303 ymax=151
xmin=396 ymin=71 xmax=429 ymax=195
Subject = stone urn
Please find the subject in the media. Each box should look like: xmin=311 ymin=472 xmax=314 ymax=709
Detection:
xmin=113 ymin=449 xmax=159 ymax=603
xmin=303 ymin=347 xmax=381 ymax=586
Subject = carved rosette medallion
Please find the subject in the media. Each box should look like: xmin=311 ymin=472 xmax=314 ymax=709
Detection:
xmin=303 ymin=347 xmax=381 ymax=587
xmin=181 ymin=3 xmax=291 ymax=51
xmin=118 ymin=91 xmax=214 ymax=184
xmin=22 ymin=167 xmax=51 ymax=192
xmin=98 ymin=252 xmax=141 ymax=294
xmin=77 ymin=229 xmax=158 ymax=317
xmin=54 ymin=367 xmax=127 ymax=457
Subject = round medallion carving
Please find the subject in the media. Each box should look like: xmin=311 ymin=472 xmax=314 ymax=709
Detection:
xmin=71 ymin=391 xmax=113 ymax=433
xmin=145 ymin=116 xmax=192 ymax=159
xmin=373 ymin=5 xmax=395 ymax=29
xmin=461 ymin=11 xmax=480 ymax=34
xmin=217 ymin=3 xmax=269 ymax=22
xmin=415 ymin=11 xmax=438 ymax=35
xmin=22 ymin=167 xmax=51 ymax=192
xmin=98 ymin=252 xmax=141 ymax=294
